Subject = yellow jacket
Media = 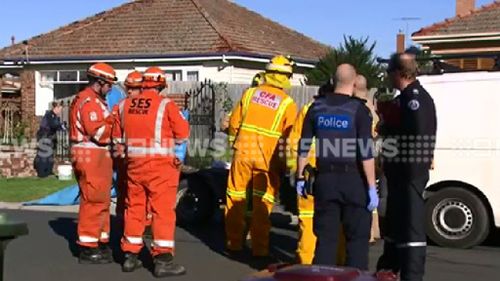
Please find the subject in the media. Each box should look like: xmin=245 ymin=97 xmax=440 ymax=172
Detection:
xmin=229 ymin=84 xmax=297 ymax=164
xmin=286 ymin=101 xmax=316 ymax=171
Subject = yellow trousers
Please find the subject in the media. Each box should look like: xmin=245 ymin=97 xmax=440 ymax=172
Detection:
xmin=297 ymin=194 xmax=346 ymax=265
xmin=225 ymin=157 xmax=280 ymax=257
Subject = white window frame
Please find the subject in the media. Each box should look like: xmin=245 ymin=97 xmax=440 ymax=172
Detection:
xmin=165 ymin=70 xmax=183 ymax=82
xmin=40 ymin=70 xmax=88 ymax=85
xmin=134 ymin=66 xmax=203 ymax=82
xmin=187 ymin=71 xmax=199 ymax=82
xmin=36 ymin=70 xmax=88 ymax=116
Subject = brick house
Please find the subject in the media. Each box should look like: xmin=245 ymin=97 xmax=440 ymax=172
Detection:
xmin=0 ymin=0 xmax=328 ymax=135
xmin=412 ymin=0 xmax=500 ymax=70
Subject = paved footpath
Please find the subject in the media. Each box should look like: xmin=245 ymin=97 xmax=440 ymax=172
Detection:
xmin=1 ymin=207 xmax=499 ymax=281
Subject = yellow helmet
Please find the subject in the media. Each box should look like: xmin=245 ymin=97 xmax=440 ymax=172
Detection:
xmin=266 ymin=55 xmax=294 ymax=75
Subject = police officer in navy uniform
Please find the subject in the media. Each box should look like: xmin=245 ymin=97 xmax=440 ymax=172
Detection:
xmin=376 ymin=53 xmax=437 ymax=281
xmin=296 ymin=64 xmax=378 ymax=270
xmin=35 ymin=101 xmax=66 ymax=178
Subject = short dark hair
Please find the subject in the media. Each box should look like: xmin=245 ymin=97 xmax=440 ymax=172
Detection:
xmin=51 ymin=101 xmax=62 ymax=109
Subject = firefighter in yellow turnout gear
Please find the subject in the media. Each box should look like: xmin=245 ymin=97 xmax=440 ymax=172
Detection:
xmin=287 ymin=85 xmax=346 ymax=265
xmin=225 ymin=55 xmax=298 ymax=257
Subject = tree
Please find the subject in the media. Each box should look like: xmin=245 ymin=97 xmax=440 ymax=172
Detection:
xmin=306 ymin=36 xmax=384 ymax=88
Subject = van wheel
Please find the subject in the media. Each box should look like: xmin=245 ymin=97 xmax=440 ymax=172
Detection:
xmin=425 ymin=187 xmax=489 ymax=248
xmin=176 ymin=178 xmax=214 ymax=225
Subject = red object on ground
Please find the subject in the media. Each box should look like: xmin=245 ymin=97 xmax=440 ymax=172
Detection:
xmin=242 ymin=264 xmax=395 ymax=281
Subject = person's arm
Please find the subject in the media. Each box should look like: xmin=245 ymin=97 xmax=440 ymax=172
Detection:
xmin=357 ymin=105 xmax=378 ymax=211
xmin=111 ymin=103 xmax=123 ymax=143
xmin=357 ymin=106 xmax=376 ymax=187
xmin=80 ymin=101 xmax=114 ymax=145
xmin=362 ymin=158 xmax=376 ymax=187
xmin=110 ymin=103 xmax=126 ymax=158
xmin=296 ymin=104 xmax=315 ymax=179
xmin=287 ymin=104 xmax=308 ymax=171
xmin=400 ymin=86 xmax=437 ymax=167
xmin=165 ymin=100 xmax=190 ymax=144
xmin=400 ymin=85 xmax=436 ymax=136
xmin=48 ymin=113 xmax=63 ymax=132
xmin=37 ymin=113 xmax=50 ymax=139
xmin=228 ymin=89 xmax=250 ymax=144
xmin=281 ymin=101 xmax=297 ymax=140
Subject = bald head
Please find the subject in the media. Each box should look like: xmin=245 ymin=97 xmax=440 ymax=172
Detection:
xmin=334 ymin=64 xmax=357 ymax=95
xmin=354 ymin=75 xmax=368 ymax=100
xmin=335 ymin=64 xmax=357 ymax=86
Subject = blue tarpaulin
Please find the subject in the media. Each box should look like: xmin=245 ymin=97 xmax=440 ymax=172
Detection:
xmin=23 ymin=184 xmax=81 ymax=206
xmin=24 ymin=109 xmax=190 ymax=206
xmin=23 ymin=174 xmax=119 ymax=206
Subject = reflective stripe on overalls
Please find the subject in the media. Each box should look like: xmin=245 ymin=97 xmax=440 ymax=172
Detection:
xmin=125 ymin=98 xmax=175 ymax=156
xmin=74 ymin=97 xmax=110 ymax=145
xmin=287 ymin=101 xmax=315 ymax=168
xmin=239 ymin=88 xmax=293 ymax=203
xmin=239 ymin=89 xmax=294 ymax=140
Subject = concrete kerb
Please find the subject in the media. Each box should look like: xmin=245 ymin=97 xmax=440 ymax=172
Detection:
xmin=0 ymin=201 xmax=118 ymax=215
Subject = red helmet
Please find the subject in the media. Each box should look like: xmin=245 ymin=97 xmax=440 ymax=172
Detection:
xmin=143 ymin=67 xmax=167 ymax=89
xmin=124 ymin=71 xmax=143 ymax=88
xmin=87 ymin=63 xmax=117 ymax=84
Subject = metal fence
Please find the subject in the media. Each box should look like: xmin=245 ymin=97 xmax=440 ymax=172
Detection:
xmin=52 ymin=82 xmax=321 ymax=160
xmin=55 ymin=99 xmax=72 ymax=161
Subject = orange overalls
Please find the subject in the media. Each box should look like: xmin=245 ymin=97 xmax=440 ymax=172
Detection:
xmin=116 ymin=89 xmax=189 ymax=257
xmin=69 ymin=87 xmax=114 ymax=248
xmin=226 ymin=84 xmax=297 ymax=257
xmin=287 ymin=101 xmax=347 ymax=265
xmin=111 ymin=103 xmax=127 ymax=218
xmin=112 ymin=103 xmax=153 ymax=226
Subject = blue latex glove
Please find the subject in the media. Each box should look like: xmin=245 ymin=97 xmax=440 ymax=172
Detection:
xmin=367 ymin=186 xmax=379 ymax=212
xmin=174 ymin=143 xmax=187 ymax=163
xmin=296 ymin=179 xmax=306 ymax=198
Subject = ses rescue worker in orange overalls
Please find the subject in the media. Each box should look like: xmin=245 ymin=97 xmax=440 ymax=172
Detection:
xmin=111 ymin=70 xmax=144 ymax=219
xmin=226 ymin=55 xmax=297 ymax=260
xmin=69 ymin=62 xmax=117 ymax=264
xmin=116 ymin=67 xmax=189 ymax=278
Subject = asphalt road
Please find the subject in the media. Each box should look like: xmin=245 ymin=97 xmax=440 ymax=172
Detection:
xmin=1 ymin=209 xmax=499 ymax=281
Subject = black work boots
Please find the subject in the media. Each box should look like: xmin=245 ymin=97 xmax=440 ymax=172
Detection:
xmin=153 ymin=253 xmax=186 ymax=278
xmin=99 ymin=243 xmax=113 ymax=262
xmin=122 ymin=252 xmax=143 ymax=272
xmin=80 ymin=246 xmax=186 ymax=278
xmin=79 ymin=246 xmax=113 ymax=264
xmin=122 ymin=252 xmax=185 ymax=278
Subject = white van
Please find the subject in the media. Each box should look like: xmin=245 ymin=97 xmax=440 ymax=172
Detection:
xmin=418 ymin=71 xmax=500 ymax=248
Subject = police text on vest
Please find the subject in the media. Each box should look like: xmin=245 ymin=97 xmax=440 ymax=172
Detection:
xmin=316 ymin=115 xmax=351 ymax=130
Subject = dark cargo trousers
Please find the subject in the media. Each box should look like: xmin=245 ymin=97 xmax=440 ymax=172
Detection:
xmin=377 ymin=169 xmax=429 ymax=281
xmin=312 ymin=170 xmax=371 ymax=270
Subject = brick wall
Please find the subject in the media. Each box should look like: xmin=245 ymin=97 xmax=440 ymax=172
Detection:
xmin=20 ymin=70 xmax=39 ymax=137
xmin=167 ymin=93 xmax=189 ymax=109
xmin=0 ymin=146 xmax=37 ymax=178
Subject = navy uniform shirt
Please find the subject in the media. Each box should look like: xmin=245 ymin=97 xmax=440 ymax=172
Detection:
xmin=383 ymin=80 xmax=437 ymax=175
xmin=37 ymin=110 xmax=63 ymax=141
xmin=299 ymin=93 xmax=374 ymax=169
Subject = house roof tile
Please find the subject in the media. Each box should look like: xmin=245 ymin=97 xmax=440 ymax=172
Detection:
xmin=413 ymin=1 xmax=500 ymax=37
xmin=0 ymin=0 xmax=328 ymax=63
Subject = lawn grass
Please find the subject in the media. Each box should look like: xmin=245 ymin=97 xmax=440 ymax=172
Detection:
xmin=0 ymin=177 xmax=76 ymax=202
